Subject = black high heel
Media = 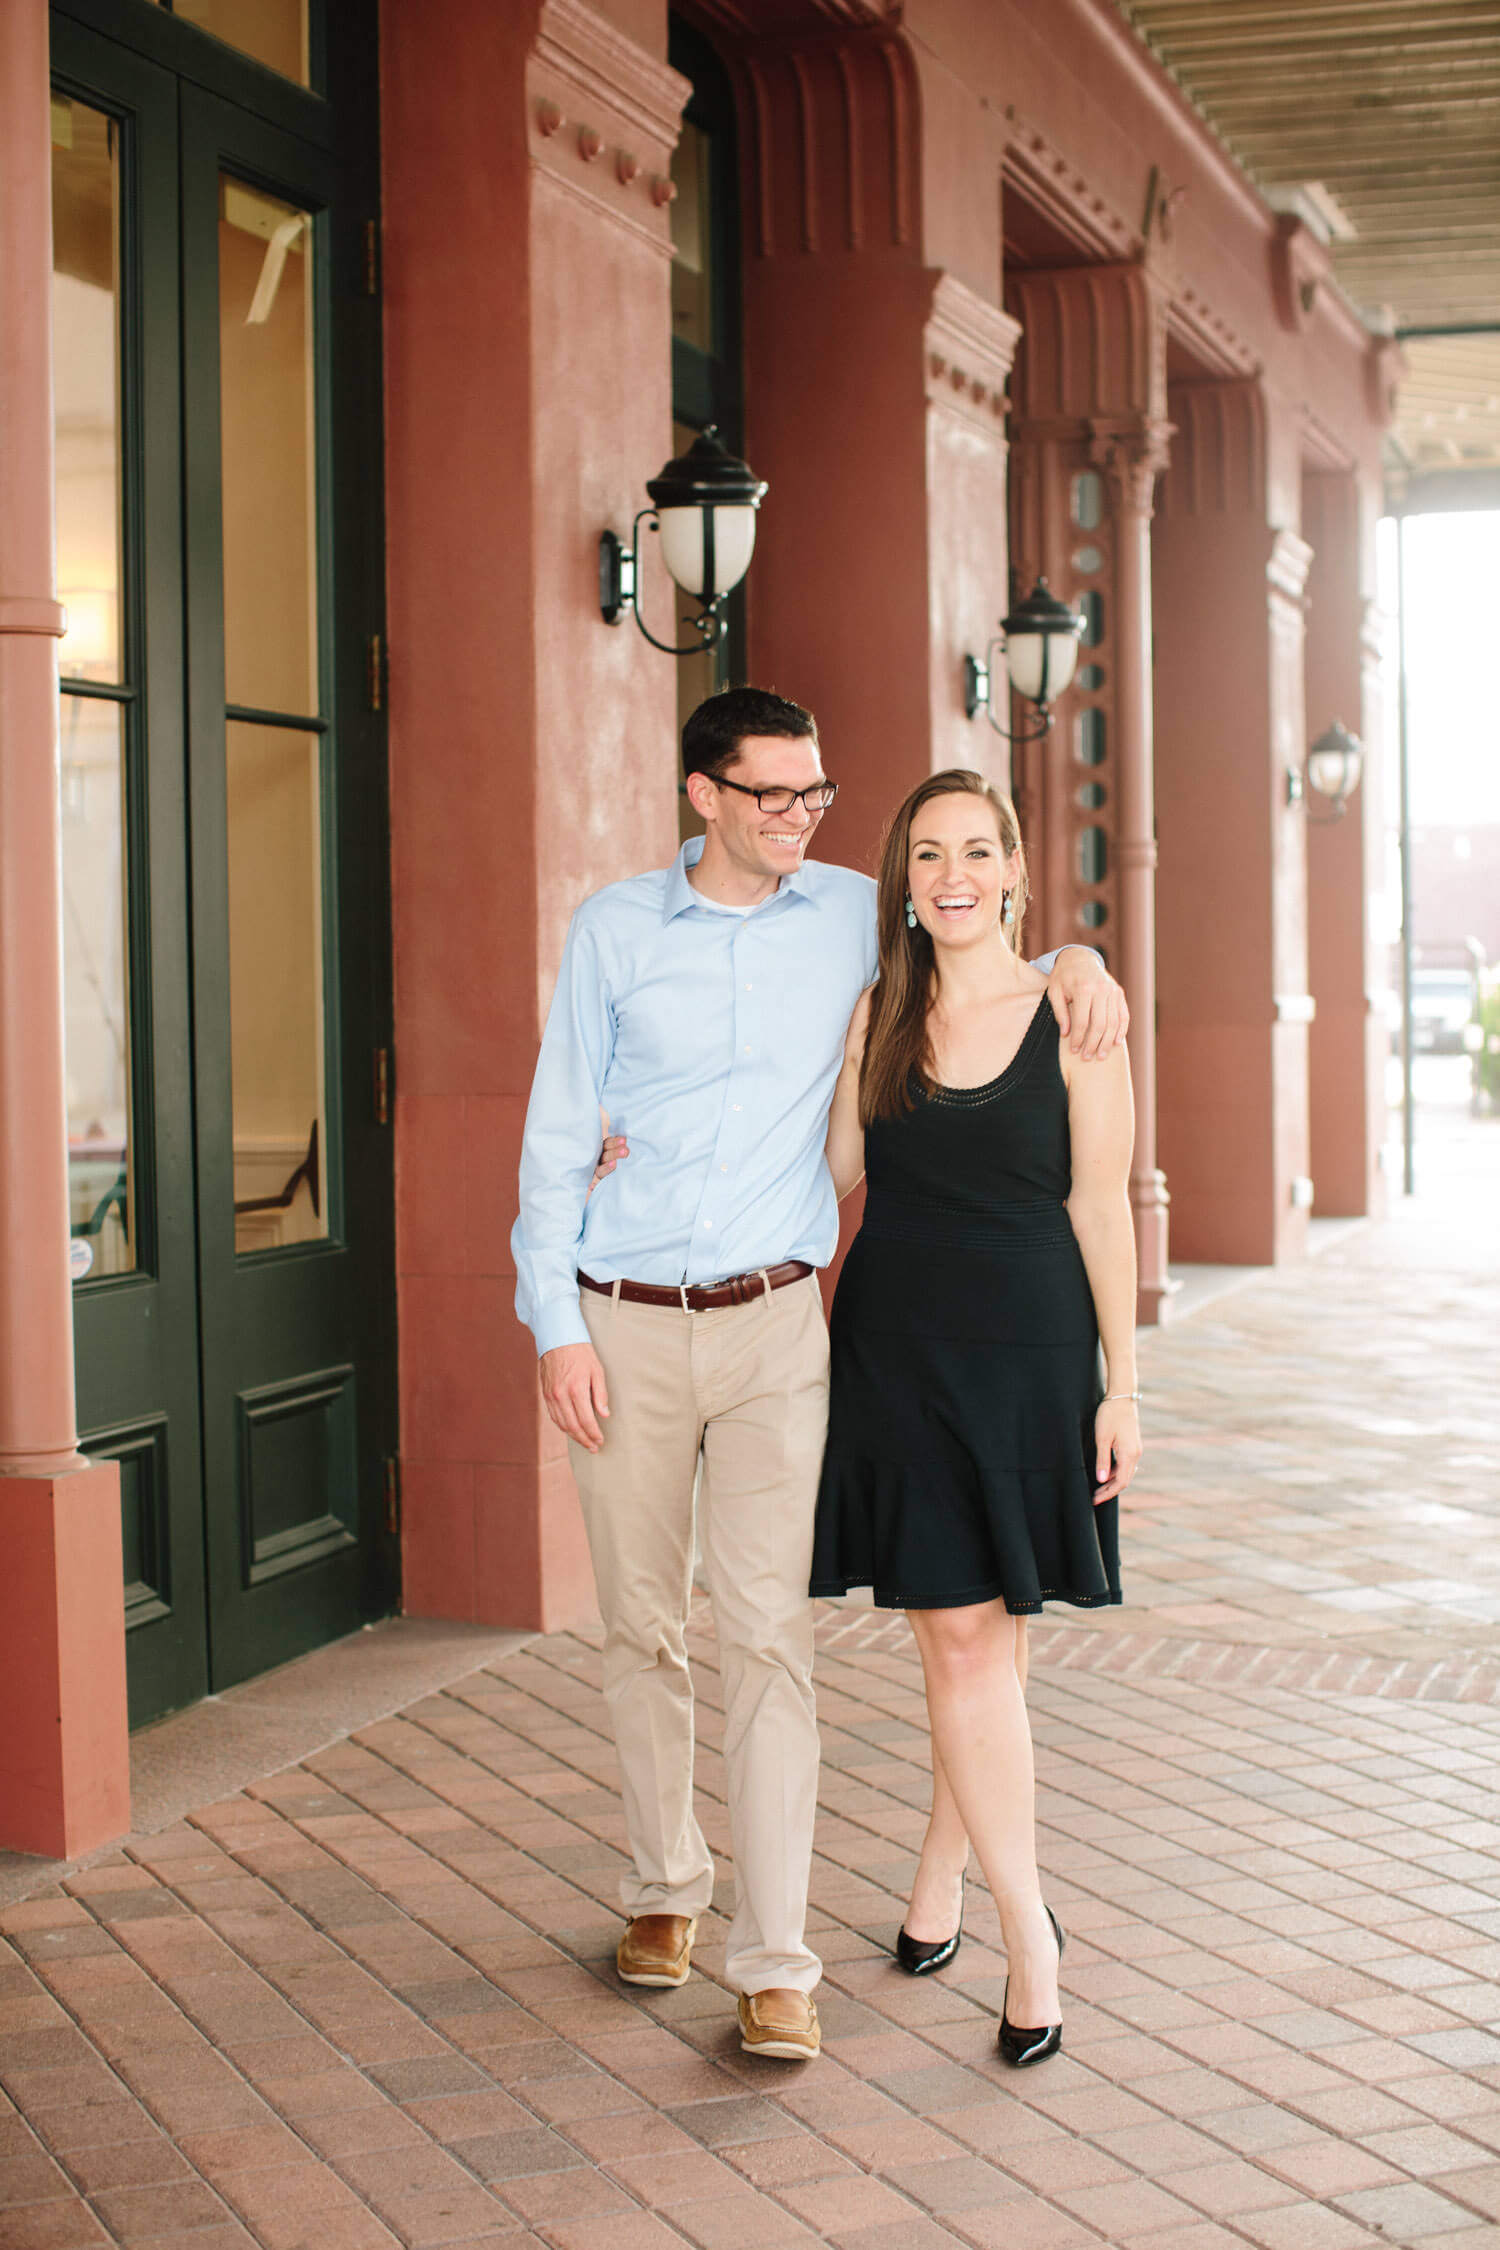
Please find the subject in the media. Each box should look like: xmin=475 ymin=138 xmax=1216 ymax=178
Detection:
xmin=896 ymin=1881 xmax=963 ymax=1976
xmin=997 ymin=1903 xmax=1065 ymax=2067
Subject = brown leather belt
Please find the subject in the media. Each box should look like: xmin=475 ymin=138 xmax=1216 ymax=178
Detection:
xmin=579 ymin=1260 xmax=813 ymax=1312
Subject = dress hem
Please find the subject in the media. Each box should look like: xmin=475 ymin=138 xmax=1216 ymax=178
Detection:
xmin=810 ymin=1578 xmax=1122 ymax=1615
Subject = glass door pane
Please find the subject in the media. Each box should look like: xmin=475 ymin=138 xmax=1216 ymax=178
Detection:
xmin=219 ymin=178 xmax=319 ymax=716
xmin=60 ymin=699 xmax=135 ymax=1275
xmin=226 ymin=722 xmax=328 ymax=1250
xmin=53 ymin=96 xmax=124 ymax=684
xmin=52 ymin=91 xmax=137 ymax=1278
xmin=217 ymin=174 xmax=329 ymax=1252
xmin=154 ymin=0 xmax=312 ymax=88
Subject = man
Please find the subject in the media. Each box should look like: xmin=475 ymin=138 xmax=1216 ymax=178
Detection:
xmin=512 ymin=687 xmax=1125 ymax=2063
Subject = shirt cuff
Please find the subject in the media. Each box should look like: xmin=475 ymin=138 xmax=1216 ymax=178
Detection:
xmin=531 ymin=1297 xmax=591 ymax=1356
xmin=1031 ymin=945 xmax=1103 ymax=974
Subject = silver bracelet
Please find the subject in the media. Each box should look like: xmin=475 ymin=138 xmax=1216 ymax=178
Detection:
xmin=1103 ymin=1390 xmax=1141 ymax=1404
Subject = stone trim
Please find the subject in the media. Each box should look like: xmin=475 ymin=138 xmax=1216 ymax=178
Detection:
xmin=527 ymin=0 xmax=689 ymax=252
xmin=923 ymin=271 xmax=1020 ymax=434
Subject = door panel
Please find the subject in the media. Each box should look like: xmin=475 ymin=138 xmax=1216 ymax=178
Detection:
xmin=181 ymin=87 xmax=392 ymax=1692
xmin=53 ymin=4 xmax=396 ymax=1723
xmin=53 ymin=21 xmax=210 ymax=1726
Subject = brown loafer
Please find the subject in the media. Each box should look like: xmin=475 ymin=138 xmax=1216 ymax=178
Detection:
xmin=737 ymin=1986 xmax=820 ymax=2061
xmin=616 ymin=1913 xmax=696 ymax=1988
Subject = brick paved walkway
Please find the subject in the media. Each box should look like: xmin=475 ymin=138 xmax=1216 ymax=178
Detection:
xmin=4 ymin=1118 xmax=1499 ymax=2250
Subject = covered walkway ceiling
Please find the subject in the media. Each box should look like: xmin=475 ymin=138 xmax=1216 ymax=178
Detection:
xmin=1112 ymin=0 xmax=1500 ymax=490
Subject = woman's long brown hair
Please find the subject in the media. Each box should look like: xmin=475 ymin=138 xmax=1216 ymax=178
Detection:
xmin=859 ymin=768 xmax=1030 ymax=1125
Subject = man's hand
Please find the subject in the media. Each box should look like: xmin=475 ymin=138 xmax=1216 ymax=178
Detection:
xmin=1045 ymin=948 xmax=1129 ymax=1059
xmin=540 ymin=1342 xmax=611 ymax=1453
xmin=587 ymin=1135 xmax=629 ymax=1198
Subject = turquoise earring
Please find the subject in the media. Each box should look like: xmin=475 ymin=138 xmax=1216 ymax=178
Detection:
xmin=1003 ymin=890 xmax=1016 ymax=930
xmin=905 ymin=895 xmax=917 ymax=930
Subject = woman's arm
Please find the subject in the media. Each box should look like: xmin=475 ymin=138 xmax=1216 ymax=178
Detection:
xmin=1063 ymin=1040 xmax=1142 ymax=1502
xmin=826 ymin=988 xmax=872 ymax=1200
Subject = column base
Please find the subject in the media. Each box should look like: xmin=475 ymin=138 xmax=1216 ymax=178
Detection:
xmin=1137 ymin=1273 xmax=1183 ymax=1328
xmin=1131 ymin=1166 xmax=1173 ymax=1325
xmin=0 ymin=1463 xmax=130 ymax=1859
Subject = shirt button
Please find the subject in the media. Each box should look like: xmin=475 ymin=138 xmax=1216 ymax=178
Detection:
xmin=703 ymin=1219 xmax=713 ymax=1230
xmin=743 ymin=1045 xmax=751 ymax=1055
xmin=745 ymin=982 xmax=753 ymax=991
xmin=720 ymin=1164 xmax=728 ymax=1174
xmin=732 ymin=1104 xmax=742 ymax=1112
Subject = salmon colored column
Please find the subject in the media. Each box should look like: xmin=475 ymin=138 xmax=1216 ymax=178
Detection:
xmin=1006 ymin=263 xmax=1175 ymax=1319
xmin=1154 ymin=378 xmax=1315 ymax=1267
xmin=1304 ymin=469 xmax=1387 ymax=1219
xmin=382 ymin=0 xmax=683 ymax=1629
xmin=1091 ymin=426 xmax=1175 ymax=1322
xmin=0 ymin=0 xmax=129 ymax=1857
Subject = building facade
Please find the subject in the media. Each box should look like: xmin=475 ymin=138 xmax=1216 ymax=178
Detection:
xmin=1 ymin=0 xmax=1391 ymax=1854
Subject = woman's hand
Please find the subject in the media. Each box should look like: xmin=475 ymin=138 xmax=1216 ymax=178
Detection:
xmin=586 ymin=1133 xmax=628 ymax=1200
xmin=1093 ymin=1398 xmax=1142 ymax=1503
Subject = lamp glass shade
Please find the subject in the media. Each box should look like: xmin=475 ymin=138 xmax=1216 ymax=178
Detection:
xmin=998 ymin=578 xmax=1086 ymax=708
xmin=1006 ymin=626 xmax=1081 ymax=707
xmin=657 ymin=502 xmax=758 ymax=604
xmin=1306 ymin=721 xmax=1363 ymax=803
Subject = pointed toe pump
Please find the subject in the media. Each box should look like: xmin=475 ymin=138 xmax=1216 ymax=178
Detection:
xmin=896 ymin=1918 xmax=962 ymax=1977
xmin=998 ymin=1904 xmax=1065 ymax=2067
xmin=896 ymin=1880 xmax=964 ymax=1976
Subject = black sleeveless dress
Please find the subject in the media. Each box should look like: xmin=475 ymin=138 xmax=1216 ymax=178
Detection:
xmin=810 ymin=995 xmax=1120 ymax=1614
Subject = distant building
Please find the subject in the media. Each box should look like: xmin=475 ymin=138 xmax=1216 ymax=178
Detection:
xmin=1412 ymin=826 xmax=1500 ymax=964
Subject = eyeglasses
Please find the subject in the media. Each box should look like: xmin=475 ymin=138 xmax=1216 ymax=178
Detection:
xmin=713 ymin=775 xmax=838 ymax=815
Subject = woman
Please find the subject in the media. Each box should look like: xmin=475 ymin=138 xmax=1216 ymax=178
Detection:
xmin=811 ymin=768 xmax=1141 ymax=2065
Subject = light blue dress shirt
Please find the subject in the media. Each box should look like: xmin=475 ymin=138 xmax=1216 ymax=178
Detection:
xmin=512 ymin=838 xmax=1069 ymax=1356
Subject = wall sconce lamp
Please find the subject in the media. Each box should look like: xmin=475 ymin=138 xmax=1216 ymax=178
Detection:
xmin=963 ymin=578 xmax=1086 ymax=743
xmin=1287 ymin=720 xmax=1364 ymax=821
xmin=599 ymin=425 xmax=767 ymax=656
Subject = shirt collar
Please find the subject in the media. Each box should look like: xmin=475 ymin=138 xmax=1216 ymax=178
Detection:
xmin=661 ymin=836 xmax=814 ymax=925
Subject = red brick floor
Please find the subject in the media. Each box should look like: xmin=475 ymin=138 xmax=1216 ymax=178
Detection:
xmin=3 ymin=1131 xmax=1499 ymax=2249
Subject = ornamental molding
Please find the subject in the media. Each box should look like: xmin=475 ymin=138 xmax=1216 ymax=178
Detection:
xmin=1158 ymin=377 xmax=1266 ymax=520
xmin=528 ymin=0 xmax=688 ymax=249
xmin=1359 ymin=598 xmax=1387 ymax=669
xmin=1006 ymin=261 xmax=1170 ymax=428
xmin=1270 ymin=214 xmax=1331 ymax=337
xmin=732 ymin=24 xmax=918 ymax=258
xmin=924 ymin=271 xmax=1021 ymax=432
xmin=1001 ymin=110 xmax=1137 ymax=264
xmin=1087 ymin=416 xmax=1174 ymax=517
xmin=532 ymin=0 xmax=689 ymax=148
xmin=1166 ymin=289 xmax=1258 ymax=382
xmin=1365 ymin=336 xmax=1404 ymax=430
xmin=1267 ymin=525 xmax=1314 ymax=606
xmin=0 ymin=595 xmax=67 ymax=636
xmin=1300 ymin=403 xmax=1355 ymax=474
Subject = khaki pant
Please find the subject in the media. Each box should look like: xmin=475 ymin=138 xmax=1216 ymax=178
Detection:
xmin=569 ymin=1273 xmax=829 ymax=1995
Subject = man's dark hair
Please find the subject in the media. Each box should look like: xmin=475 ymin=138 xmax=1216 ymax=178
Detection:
xmin=681 ymin=686 xmax=818 ymax=783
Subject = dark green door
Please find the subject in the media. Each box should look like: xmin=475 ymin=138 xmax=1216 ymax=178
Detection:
xmin=52 ymin=3 xmax=396 ymax=1724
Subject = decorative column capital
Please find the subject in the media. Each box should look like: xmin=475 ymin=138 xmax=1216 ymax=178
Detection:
xmin=923 ymin=270 xmax=1021 ymax=435
xmin=527 ymin=0 xmax=691 ymax=255
xmin=1087 ymin=418 xmax=1173 ymax=518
